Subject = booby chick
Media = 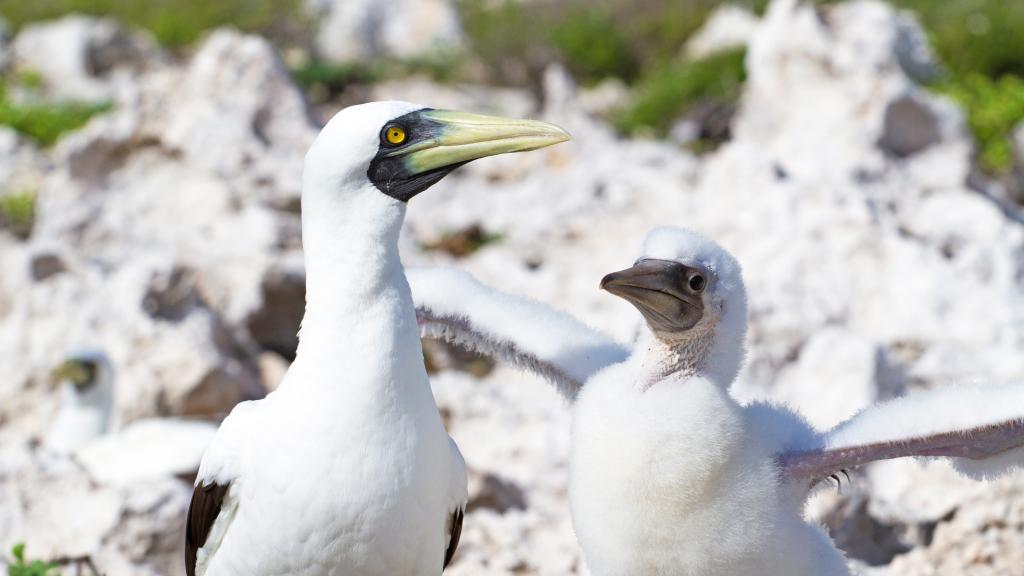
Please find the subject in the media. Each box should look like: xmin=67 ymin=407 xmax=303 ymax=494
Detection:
xmin=410 ymin=227 xmax=1024 ymax=576
xmin=188 ymin=102 xmax=569 ymax=576
xmin=44 ymin=348 xmax=218 ymax=484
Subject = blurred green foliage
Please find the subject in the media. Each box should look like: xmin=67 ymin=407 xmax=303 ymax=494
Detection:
xmin=0 ymin=72 xmax=111 ymax=147
xmin=3 ymin=0 xmax=1024 ymax=166
xmin=458 ymin=0 xmax=766 ymax=86
xmin=0 ymin=97 xmax=111 ymax=147
xmin=458 ymin=0 xmax=1024 ymax=158
xmin=549 ymin=6 xmax=639 ymax=84
xmin=816 ymin=0 xmax=1024 ymax=173
xmin=14 ymin=70 xmax=45 ymax=91
xmin=6 ymin=544 xmax=60 ymax=576
xmin=939 ymin=74 xmax=1024 ymax=172
xmin=456 ymin=0 xmax=764 ymax=140
xmin=891 ymin=0 xmax=1024 ymax=79
xmin=565 ymin=0 xmax=767 ymax=70
xmin=612 ymin=48 xmax=746 ymax=136
xmin=290 ymin=60 xmax=383 ymax=95
xmin=0 ymin=189 xmax=37 ymax=239
xmin=0 ymin=0 xmax=306 ymax=47
xmin=456 ymin=0 xmax=553 ymax=86
xmin=895 ymin=0 xmax=1024 ymax=173
xmin=291 ymin=54 xmax=464 ymax=102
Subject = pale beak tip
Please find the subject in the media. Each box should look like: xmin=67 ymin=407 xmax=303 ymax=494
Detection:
xmin=550 ymin=124 xmax=572 ymax=142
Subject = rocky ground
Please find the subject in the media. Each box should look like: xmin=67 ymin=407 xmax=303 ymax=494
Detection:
xmin=0 ymin=0 xmax=1023 ymax=574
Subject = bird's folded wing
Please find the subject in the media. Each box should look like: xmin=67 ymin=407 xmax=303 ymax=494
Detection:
xmin=187 ymin=402 xmax=257 ymax=576
xmin=408 ymin=267 xmax=630 ymax=401
xmin=445 ymin=438 xmax=468 ymax=569
xmin=779 ymin=382 xmax=1024 ymax=483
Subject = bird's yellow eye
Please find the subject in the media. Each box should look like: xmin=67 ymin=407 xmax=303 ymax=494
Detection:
xmin=386 ymin=126 xmax=406 ymax=145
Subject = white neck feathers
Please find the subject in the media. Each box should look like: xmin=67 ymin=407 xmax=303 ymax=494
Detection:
xmin=289 ymin=175 xmax=425 ymax=399
xmin=642 ymin=292 xmax=747 ymax=388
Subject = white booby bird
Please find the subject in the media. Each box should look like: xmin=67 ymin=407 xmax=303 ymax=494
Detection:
xmin=44 ymin=348 xmax=219 ymax=484
xmin=187 ymin=102 xmax=569 ymax=576
xmin=46 ymin=349 xmax=115 ymax=454
xmin=410 ymin=227 xmax=1024 ymax=575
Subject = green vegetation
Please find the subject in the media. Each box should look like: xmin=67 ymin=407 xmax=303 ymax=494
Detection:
xmin=458 ymin=0 xmax=766 ymax=87
xmin=891 ymin=0 xmax=1024 ymax=80
xmin=0 ymin=72 xmax=111 ymax=147
xmin=938 ymin=75 xmax=1024 ymax=172
xmin=3 ymin=0 xmax=1024 ymax=165
xmin=887 ymin=0 xmax=1024 ymax=173
xmin=290 ymin=60 xmax=381 ymax=96
xmin=0 ymin=0 xmax=307 ymax=47
xmin=457 ymin=0 xmax=763 ymax=141
xmin=291 ymin=54 xmax=464 ymax=102
xmin=0 ymin=96 xmax=111 ymax=147
xmin=14 ymin=70 xmax=45 ymax=92
xmin=6 ymin=544 xmax=60 ymax=576
xmin=0 ymin=189 xmax=38 ymax=239
xmin=612 ymin=48 xmax=746 ymax=136
xmin=456 ymin=0 xmax=553 ymax=86
xmin=549 ymin=6 xmax=639 ymax=84
xmin=458 ymin=0 xmax=1024 ymax=157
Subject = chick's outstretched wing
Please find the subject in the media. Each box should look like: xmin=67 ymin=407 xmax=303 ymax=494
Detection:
xmin=409 ymin=267 xmax=629 ymax=401
xmin=780 ymin=382 xmax=1024 ymax=483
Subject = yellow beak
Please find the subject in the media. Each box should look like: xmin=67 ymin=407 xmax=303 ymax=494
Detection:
xmin=393 ymin=110 xmax=571 ymax=174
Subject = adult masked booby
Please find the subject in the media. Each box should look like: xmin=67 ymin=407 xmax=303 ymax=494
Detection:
xmin=410 ymin=227 xmax=1024 ymax=575
xmin=46 ymin=349 xmax=115 ymax=454
xmin=45 ymin=348 xmax=219 ymax=484
xmin=187 ymin=102 xmax=569 ymax=576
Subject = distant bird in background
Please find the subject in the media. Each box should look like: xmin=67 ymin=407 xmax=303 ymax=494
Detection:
xmin=45 ymin=348 xmax=218 ymax=485
xmin=411 ymin=227 xmax=1024 ymax=576
xmin=188 ymin=101 xmax=570 ymax=576
xmin=46 ymin=349 xmax=114 ymax=454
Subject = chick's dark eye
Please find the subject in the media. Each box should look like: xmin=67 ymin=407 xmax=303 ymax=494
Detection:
xmin=688 ymin=274 xmax=706 ymax=292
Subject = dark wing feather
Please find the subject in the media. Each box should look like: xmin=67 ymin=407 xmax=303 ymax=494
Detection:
xmin=186 ymin=481 xmax=230 ymax=576
xmin=443 ymin=507 xmax=464 ymax=570
xmin=780 ymin=418 xmax=1024 ymax=483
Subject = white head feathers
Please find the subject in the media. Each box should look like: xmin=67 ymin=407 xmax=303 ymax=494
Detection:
xmin=640 ymin=226 xmax=748 ymax=386
xmin=303 ymin=100 xmax=424 ymax=196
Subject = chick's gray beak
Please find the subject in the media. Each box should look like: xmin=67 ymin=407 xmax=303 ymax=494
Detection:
xmin=601 ymin=259 xmax=704 ymax=335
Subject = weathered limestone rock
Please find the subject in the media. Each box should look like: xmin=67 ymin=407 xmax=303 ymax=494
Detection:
xmin=11 ymin=15 xmax=164 ymax=101
xmin=310 ymin=0 xmax=463 ymax=63
xmin=0 ymin=30 xmax=321 ymax=436
xmin=1 ymin=1 xmax=1023 ymax=573
xmin=885 ymin=476 xmax=1024 ymax=576
xmin=0 ymin=443 xmax=190 ymax=576
xmin=156 ymin=30 xmax=317 ymax=206
xmin=771 ymin=328 xmax=902 ymax=429
xmin=684 ymin=4 xmax=759 ymax=59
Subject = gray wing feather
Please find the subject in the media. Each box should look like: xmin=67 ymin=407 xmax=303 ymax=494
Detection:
xmin=417 ymin=309 xmax=597 ymax=400
xmin=780 ymin=418 xmax=1024 ymax=482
